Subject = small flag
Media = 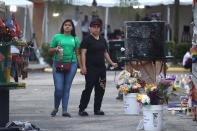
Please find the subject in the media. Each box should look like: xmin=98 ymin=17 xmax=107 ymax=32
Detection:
xmin=6 ymin=12 xmax=16 ymax=30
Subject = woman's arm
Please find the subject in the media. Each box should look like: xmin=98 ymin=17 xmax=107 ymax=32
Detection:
xmin=48 ymin=46 xmax=61 ymax=55
xmin=75 ymin=48 xmax=82 ymax=68
xmin=81 ymin=49 xmax=87 ymax=75
xmin=104 ymin=49 xmax=118 ymax=68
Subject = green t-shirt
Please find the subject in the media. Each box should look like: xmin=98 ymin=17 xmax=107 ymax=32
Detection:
xmin=50 ymin=34 xmax=80 ymax=62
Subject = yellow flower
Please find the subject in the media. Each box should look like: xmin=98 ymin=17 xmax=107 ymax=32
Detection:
xmin=145 ymin=84 xmax=155 ymax=89
xmin=172 ymin=85 xmax=179 ymax=91
xmin=125 ymin=87 xmax=130 ymax=92
xmin=137 ymin=94 xmax=142 ymax=100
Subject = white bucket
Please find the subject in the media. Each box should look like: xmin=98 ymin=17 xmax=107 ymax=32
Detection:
xmin=143 ymin=105 xmax=163 ymax=131
xmin=123 ymin=93 xmax=140 ymax=115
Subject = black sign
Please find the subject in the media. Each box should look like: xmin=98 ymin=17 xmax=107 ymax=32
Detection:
xmin=124 ymin=21 xmax=166 ymax=60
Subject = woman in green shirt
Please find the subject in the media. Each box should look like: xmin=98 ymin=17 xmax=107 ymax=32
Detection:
xmin=48 ymin=19 xmax=81 ymax=117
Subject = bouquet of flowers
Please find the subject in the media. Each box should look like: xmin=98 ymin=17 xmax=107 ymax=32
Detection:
xmin=137 ymin=74 xmax=174 ymax=105
xmin=137 ymin=94 xmax=150 ymax=105
xmin=168 ymin=74 xmax=192 ymax=101
xmin=117 ymin=69 xmax=146 ymax=95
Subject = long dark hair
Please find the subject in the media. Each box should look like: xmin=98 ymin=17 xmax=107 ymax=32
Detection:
xmin=60 ymin=19 xmax=76 ymax=36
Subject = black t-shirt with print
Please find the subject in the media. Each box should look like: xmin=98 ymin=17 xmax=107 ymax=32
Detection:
xmin=80 ymin=35 xmax=108 ymax=68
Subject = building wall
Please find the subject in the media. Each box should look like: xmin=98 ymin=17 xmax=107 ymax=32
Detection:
xmin=47 ymin=5 xmax=136 ymax=43
xmin=14 ymin=7 xmax=31 ymax=42
xmin=109 ymin=7 xmax=135 ymax=30
xmin=146 ymin=5 xmax=192 ymax=42
xmin=0 ymin=2 xmax=5 ymax=19
xmin=178 ymin=5 xmax=192 ymax=42
xmin=46 ymin=4 xmax=192 ymax=44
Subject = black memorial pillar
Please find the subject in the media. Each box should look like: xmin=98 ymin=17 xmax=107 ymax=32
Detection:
xmin=0 ymin=89 xmax=9 ymax=127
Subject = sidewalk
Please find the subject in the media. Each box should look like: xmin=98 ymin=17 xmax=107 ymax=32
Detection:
xmin=27 ymin=62 xmax=190 ymax=73
xmin=28 ymin=63 xmax=49 ymax=72
xmin=8 ymin=70 xmax=196 ymax=131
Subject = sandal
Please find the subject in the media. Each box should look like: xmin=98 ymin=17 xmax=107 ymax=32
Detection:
xmin=51 ymin=110 xmax=58 ymax=117
xmin=62 ymin=112 xmax=71 ymax=117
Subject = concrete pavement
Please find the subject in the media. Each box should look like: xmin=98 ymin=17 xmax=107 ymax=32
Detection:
xmin=8 ymin=71 xmax=197 ymax=131
xmin=27 ymin=62 xmax=190 ymax=73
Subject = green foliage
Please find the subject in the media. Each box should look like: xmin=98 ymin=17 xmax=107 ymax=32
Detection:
xmin=118 ymin=0 xmax=143 ymax=18
xmin=40 ymin=43 xmax=53 ymax=67
xmin=134 ymin=9 xmax=142 ymax=21
xmin=119 ymin=0 xmax=136 ymax=7
xmin=166 ymin=41 xmax=192 ymax=65
xmin=118 ymin=7 xmax=133 ymax=17
xmin=46 ymin=0 xmax=73 ymax=18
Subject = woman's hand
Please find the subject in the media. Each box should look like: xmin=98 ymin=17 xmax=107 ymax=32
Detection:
xmin=48 ymin=46 xmax=62 ymax=55
xmin=81 ymin=66 xmax=87 ymax=75
xmin=111 ymin=62 xmax=118 ymax=68
xmin=56 ymin=46 xmax=62 ymax=52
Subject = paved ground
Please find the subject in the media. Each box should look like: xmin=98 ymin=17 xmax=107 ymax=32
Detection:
xmin=9 ymin=71 xmax=197 ymax=131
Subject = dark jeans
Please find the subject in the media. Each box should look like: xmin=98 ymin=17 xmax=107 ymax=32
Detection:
xmin=79 ymin=66 xmax=106 ymax=112
xmin=184 ymin=58 xmax=192 ymax=72
xmin=14 ymin=71 xmax=18 ymax=82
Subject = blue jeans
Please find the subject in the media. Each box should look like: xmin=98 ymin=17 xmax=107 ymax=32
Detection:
xmin=52 ymin=61 xmax=77 ymax=112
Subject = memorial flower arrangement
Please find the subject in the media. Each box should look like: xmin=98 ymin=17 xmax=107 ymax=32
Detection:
xmin=191 ymin=46 xmax=197 ymax=63
xmin=137 ymin=94 xmax=150 ymax=105
xmin=137 ymin=75 xmax=174 ymax=105
xmin=117 ymin=69 xmax=146 ymax=95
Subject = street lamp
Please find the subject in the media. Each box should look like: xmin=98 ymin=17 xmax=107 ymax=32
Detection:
xmin=132 ymin=0 xmax=144 ymax=9
xmin=133 ymin=5 xmax=145 ymax=9
xmin=52 ymin=12 xmax=59 ymax=17
xmin=139 ymin=5 xmax=145 ymax=9
xmin=133 ymin=5 xmax=138 ymax=9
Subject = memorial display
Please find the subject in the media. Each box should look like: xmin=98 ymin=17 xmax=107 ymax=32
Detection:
xmin=124 ymin=21 xmax=166 ymax=60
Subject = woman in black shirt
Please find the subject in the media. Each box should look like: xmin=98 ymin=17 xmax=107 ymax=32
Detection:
xmin=79 ymin=19 xmax=118 ymax=116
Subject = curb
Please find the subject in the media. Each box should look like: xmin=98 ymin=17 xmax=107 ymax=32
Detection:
xmin=167 ymin=67 xmax=190 ymax=72
xmin=43 ymin=67 xmax=190 ymax=73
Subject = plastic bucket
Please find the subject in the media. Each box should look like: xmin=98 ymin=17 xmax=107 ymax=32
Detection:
xmin=123 ymin=93 xmax=140 ymax=114
xmin=143 ymin=105 xmax=163 ymax=131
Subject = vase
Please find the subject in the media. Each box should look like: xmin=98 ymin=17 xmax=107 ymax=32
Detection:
xmin=142 ymin=105 xmax=163 ymax=131
xmin=123 ymin=93 xmax=140 ymax=115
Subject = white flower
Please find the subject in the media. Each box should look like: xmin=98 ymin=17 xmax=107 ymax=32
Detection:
xmin=117 ymin=70 xmax=130 ymax=84
xmin=141 ymin=94 xmax=150 ymax=104
xmin=136 ymin=71 xmax=141 ymax=77
xmin=120 ymin=47 xmax=125 ymax=52
xmin=125 ymin=72 xmax=131 ymax=78
xmin=150 ymin=86 xmax=157 ymax=91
